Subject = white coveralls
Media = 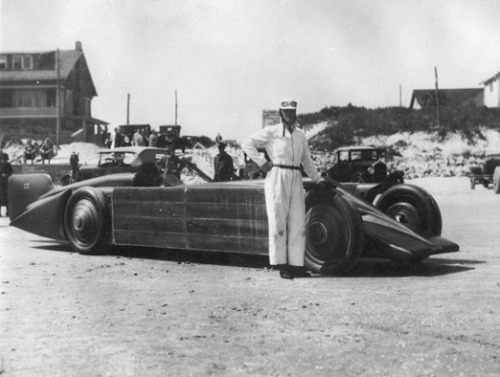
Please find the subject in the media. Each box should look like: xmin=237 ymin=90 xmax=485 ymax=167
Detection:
xmin=242 ymin=122 xmax=321 ymax=266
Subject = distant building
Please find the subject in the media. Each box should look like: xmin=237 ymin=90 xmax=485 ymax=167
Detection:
xmin=409 ymin=88 xmax=484 ymax=110
xmin=480 ymin=72 xmax=500 ymax=107
xmin=0 ymin=41 xmax=108 ymax=145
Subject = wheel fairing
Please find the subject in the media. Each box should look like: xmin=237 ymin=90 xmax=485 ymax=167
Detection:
xmin=64 ymin=187 xmax=110 ymax=254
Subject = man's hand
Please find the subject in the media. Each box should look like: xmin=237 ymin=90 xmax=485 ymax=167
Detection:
xmin=259 ymin=161 xmax=273 ymax=173
xmin=315 ymin=180 xmax=336 ymax=190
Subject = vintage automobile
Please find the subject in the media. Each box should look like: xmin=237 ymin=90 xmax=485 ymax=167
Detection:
xmin=324 ymin=146 xmax=404 ymax=184
xmin=8 ymin=170 xmax=459 ymax=274
xmin=157 ymin=125 xmax=187 ymax=152
xmin=60 ymin=147 xmax=169 ymax=185
xmin=468 ymin=151 xmax=500 ymax=194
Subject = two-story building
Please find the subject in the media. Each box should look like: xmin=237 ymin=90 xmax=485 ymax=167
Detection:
xmin=0 ymin=41 xmax=108 ymax=145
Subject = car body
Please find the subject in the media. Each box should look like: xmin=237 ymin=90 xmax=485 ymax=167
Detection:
xmin=8 ymin=171 xmax=459 ymax=274
xmin=468 ymin=152 xmax=500 ymax=193
xmin=324 ymin=146 xmax=403 ymax=184
xmin=65 ymin=147 xmax=169 ymax=184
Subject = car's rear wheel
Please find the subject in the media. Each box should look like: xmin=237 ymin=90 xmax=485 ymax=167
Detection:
xmin=64 ymin=187 xmax=110 ymax=254
xmin=305 ymin=195 xmax=364 ymax=275
xmin=493 ymin=167 xmax=500 ymax=194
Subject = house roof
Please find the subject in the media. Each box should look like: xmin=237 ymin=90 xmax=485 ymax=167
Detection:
xmin=0 ymin=50 xmax=80 ymax=81
xmin=0 ymin=48 xmax=97 ymax=97
xmin=409 ymin=88 xmax=484 ymax=109
xmin=480 ymin=72 xmax=500 ymax=86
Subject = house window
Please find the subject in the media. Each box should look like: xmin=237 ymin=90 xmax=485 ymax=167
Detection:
xmin=65 ymin=89 xmax=73 ymax=113
xmin=12 ymin=55 xmax=33 ymax=70
xmin=490 ymin=83 xmax=493 ymax=92
xmin=46 ymin=89 xmax=56 ymax=107
xmin=13 ymin=89 xmax=45 ymax=107
xmin=0 ymin=55 xmax=7 ymax=70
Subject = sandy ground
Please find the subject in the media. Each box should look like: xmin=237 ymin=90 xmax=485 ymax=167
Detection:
xmin=1 ymin=177 xmax=500 ymax=376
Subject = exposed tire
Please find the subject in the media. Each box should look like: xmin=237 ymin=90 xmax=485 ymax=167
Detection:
xmin=374 ymin=184 xmax=442 ymax=237
xmin=493 ymin=167 xmax=500 ymax=194
xmin=64 ymin=187 xmax=110 ymax=254
xmin=305 ymin=194 xmax=364 ymax=275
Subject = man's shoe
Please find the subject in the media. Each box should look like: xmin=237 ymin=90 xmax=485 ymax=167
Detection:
xmin=291 ymin=266 xmax=311 ymax=278
xmin=279 ymin=269 xmax=294 ymax=279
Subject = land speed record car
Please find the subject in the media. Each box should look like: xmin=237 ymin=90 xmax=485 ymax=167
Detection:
xmin=8 ymin=172 xmax=459 ymax=275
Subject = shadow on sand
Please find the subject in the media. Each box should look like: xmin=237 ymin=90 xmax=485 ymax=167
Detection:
xmin=31 ymin=240 xmax=478 ymax=278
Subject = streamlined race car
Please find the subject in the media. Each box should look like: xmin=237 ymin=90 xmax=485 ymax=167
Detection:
xmin=8 ymin=172 xmax=459 ymax=274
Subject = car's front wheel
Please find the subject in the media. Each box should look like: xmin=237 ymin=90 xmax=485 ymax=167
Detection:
xmin=305 ymin=194 xmax=364 ymax=275
xmin=493 ymin=167 xmax=500 ymax=194
xmin=64 ymin=187 xmax=110 ymax=254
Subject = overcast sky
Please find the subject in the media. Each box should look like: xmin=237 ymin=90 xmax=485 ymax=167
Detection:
xmin=2 ymin=0 xmax=500 ymax=142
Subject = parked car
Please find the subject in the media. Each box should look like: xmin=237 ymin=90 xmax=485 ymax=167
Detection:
xmin=157 ymin=125 xmax=187 ymax=152
xmin=468 ymin=152 xmax=500 ymax=193
xmin=8 ymin=171 xmax=459 ymax=275
xmin=323 ymin=146 xmax=404 ymax=184
xmin=60 ymin=147 xmax=169 ymax=186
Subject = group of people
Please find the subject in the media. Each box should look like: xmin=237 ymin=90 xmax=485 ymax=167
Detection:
xmin=111 ymin=127 xmax=159 ymax=148
xmin=23 ymin=138 xmax=55 ymax=164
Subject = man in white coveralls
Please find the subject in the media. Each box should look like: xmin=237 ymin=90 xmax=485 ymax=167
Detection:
xmin=242 ymin=98 xmax=322 ymax=279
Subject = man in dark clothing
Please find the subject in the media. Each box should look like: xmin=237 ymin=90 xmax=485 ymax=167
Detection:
xmin=213 ymin=142 xmax=235 ymax=182
xmin=0 ymin=153 xmax=14 ymax=216
xmin=113 ymin=128 xmax=124 ymax=148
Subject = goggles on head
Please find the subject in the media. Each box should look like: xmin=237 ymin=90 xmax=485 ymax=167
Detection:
xmin=280 ymin=100 xmax=297 ymax=109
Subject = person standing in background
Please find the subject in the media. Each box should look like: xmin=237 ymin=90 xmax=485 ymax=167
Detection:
xmin=0 ymin=153 xmax=14 ymax=217
xmin=113 ymin=128 xmax=124 ymax=148
xmin=213 ymin=142 xmax=235 ymax=181
xmin=149 ymin=130 xmax=158 ymax=147
xmin=215 ymin=133 xmax=223 ymax=144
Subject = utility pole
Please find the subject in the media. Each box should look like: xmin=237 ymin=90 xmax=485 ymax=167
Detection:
xmin=55 ymin=48 xmax=60 ymax=147
xmin=434 ymin=67 xmax=440 ymax=127
xmin=126 ymin=93 xmax=130 ymax=124
xmin=175 ymin=90 xmax=178 ymax=126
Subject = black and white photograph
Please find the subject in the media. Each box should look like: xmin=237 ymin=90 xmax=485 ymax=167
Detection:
xmin=1 ymin=0 xmax=500 ymax=376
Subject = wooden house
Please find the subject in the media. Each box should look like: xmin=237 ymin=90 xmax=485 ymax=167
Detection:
xmin=0 ymin=41 xmax=108 ymax=145
xmin=409 ymin=88 xmax=484 ymax=110
xmin=480 ymin=72 xmax=500 ymax=108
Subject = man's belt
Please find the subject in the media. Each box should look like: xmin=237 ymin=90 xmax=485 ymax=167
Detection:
xmin=272 ymin=164 xmax=301 ymax=170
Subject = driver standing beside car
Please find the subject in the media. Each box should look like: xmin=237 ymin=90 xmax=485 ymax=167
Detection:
xmin=242 ymin=98 xmax=322 ymax=279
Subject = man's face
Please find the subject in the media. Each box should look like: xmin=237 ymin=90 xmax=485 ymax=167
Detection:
xmin=281 ymin=109 xmax=297 ymax=125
